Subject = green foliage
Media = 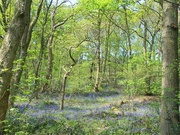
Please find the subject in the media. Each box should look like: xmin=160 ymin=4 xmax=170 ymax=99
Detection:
xmin=79 ymin=0 xmax=111 ymax=9
xmin=6 ymin=0 xmax=161 ymax=97
xmin=1 ymin=0 xmax=163 ymax=133
xmin=0 ymin=0 xmax=166 ymax=135
xmin=119 ymin=54 xmax=161 ymax=96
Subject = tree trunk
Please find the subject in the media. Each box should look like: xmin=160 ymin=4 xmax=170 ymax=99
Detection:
xmin=0 ymin=0 xmax=32 ymax=133
xmin=41 ymin=0 xmax=71 ymax=93
xmin=94 ymin=11 xmax=101 ymax=92
xmin=35 ymin=0 xmax=53 ymax=97
xmin=123 ymin=6 xmax=132 ymax=58
xmin=143 ymin=20 xmax=151 ymax=94
xmin=160 ymin=0 xmax=180 ymax=134
xmin=103 ymin=21 xmax=111 ymax=74
xmin=41 ymin=10 xmax=55 ymax=93
xmin=60 ymin=39 xmax=86 ymax=110
xmin=12 ymin=0 xmax=43 ymax=102
xmin=61 ymin=69 xmax=71 ymax=110
xmin=42 ymin=34 xmax=54 ymax=92
xmin=143 ymin=20 xmax=147 ymax=58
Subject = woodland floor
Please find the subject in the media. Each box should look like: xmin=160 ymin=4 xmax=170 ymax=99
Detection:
xmin=6 ymin=90 xmax=160 ymax=135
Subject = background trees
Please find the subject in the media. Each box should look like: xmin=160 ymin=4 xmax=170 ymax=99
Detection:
xmin=0 ymin=0 xmax=179 ymax=134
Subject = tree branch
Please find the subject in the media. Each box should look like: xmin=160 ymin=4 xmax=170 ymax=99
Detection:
xmin=54 ymin=15 xmax=73 ymax=29
xmin=69 ymin=38 xmax=89 ymax=66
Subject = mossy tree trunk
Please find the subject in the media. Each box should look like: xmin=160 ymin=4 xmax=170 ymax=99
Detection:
xmin=0 ymin=0 xmax=32 ymax=133
xmin=160 ymin=0 xmax=180 ymax=134
xmin=12 ymin=0 xmax=43 ymax=102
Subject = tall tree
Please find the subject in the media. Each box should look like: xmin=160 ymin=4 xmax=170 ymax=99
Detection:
xmin=0 ymin=0 xmax=32 ymax=133
xmin=34 ymin=0 xmax=53 ymax=98
xmin=160 ymin=0 xmax=179 ymax=134
xmin=93 ymin=10 xmax=102 ymax=92
xmin=12 ymin=0 xmax=43 ymax=102
xmin=41 ymin=0 xmax=72 ymax=93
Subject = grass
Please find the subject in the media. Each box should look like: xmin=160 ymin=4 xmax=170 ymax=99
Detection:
xmin=4 ymin=90 xmax=160 ymax=135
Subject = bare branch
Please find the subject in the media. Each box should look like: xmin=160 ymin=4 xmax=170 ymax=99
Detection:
xmin=69 ymin=38 xmax=90 ymax=66
xmin=54 ymin=15 xmax=73 ymax=29
xmin=103 ymin=11 xmax=127 ymax=33
xmin=132 ymin=29 xmax=152 ymax=45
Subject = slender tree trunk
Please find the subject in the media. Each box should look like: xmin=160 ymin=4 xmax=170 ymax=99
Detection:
xmin=160 ymin=0 xmax=180 ymax=134
xmin=42 ymin=34 xmax=54 ymax=92
xmin=41 ymin=0 xmax=58 ymax=93
xmin=103 ymin=21 xmax=111 ymax=74
xmin=41 ymin=11 xmax=55 ymax=93
xmin=94 ymin=11 xmax=101 ymax=92
xmin=0 ymin=0 xmax=32 ymax=133
xmin=143 ymin=20 xmax=147 ymax=58
xmin=114 ymin=52 xmax=117 ymax=87
xmin=61 ymin=68 xmax=71 ymax=110
xmin=149 ymin=35 xmax=155 ymax=60
xmin=143 ymin=20 xmax=151 ymax=94
xmin=41 ymin=0 xmax=71 ymax=92
xmin=35 ymin=32 xmax=46 ymax=97
xmin=123 ymin=6 xmax=132 ymax=92
xmin=90 ymin=62 xmax=94 ymax=80
xmin=35 ymin=0 xmax=53 ymax=96
xmin=123 ymin=6 xmax=132 ymax=58
xmin=60 ymin=39 xmax=86 ymax=110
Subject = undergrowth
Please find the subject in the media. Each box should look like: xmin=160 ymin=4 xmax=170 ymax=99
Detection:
xmin=4 ymin=90 xmax=160 ymax=135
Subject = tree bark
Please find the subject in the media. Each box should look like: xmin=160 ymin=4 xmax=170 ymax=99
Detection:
xmin=103 ymin=21 xmax=111 ymax=74
xmin=60 ymin=39 xmax=87 ymax=110
xmin=123 ymin=6 xmax=132 ymax=58
xmin=12 ymin=0 xmax=43 ymax=102
xmin=94 ymin=11 xmax=101 ymax=92
xmin=35 ymin=0 xmax=53 ymax=97
xmin=41 ymin=0 xmax=56 ymax=93
xmin=142 ymin=20 xmax=151 ymax=94
xmin=160 ymin=0 xmax=179 ymax=134
xmin=0 ymin=0 xmax=32 ymax=133
xmin=61 ymin=67 xmax=72 ymax=110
